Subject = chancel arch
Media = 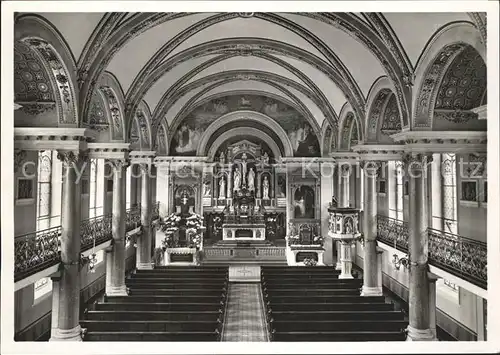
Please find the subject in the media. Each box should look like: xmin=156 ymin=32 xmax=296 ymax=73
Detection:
xmin=206 ymin=128 xmax=283 ymax=163
xmin=194 ymin=110 xmax=294 ymax=158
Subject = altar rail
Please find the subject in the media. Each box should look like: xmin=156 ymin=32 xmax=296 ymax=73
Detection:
xmin=203 ymin=246 xmax=286 ymax=262
xmin=376 ymin=215 xmax=487 ymax=289
xmin=14 ymin=203 xmax=159 ymax=282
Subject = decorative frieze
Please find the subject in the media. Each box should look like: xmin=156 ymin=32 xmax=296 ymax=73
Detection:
xmin=434 ymin=109 xmax=478 ymax=124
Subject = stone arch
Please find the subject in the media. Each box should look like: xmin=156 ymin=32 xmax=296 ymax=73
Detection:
xmin=365 ymin=76 xmax=398 ymax=143
xmin=169 ymin=89 xmax=317 ymax=142
xmin=15 ymin=14 xmax=78 ymax=126
xmin=135 ymin=100 xmax=153 ymax=150
xmin=206 ymin=128 xmax=283 ymax=162
xmin=412 ymin=22 xmax=485 ymax=129
xmin=339 ymin=112 xmax=355 ymax=151
xmin=97 ymin=71 xmax=126 ymax=141
xmin=196 ymin=110 xmax=294 ymax=158
xmin=349 ymin=117 xmax=360 ymax=149
xmin=129 ymin=40 xmax=348 ymax=130
xmin=159 ymin=70 xmax=324 ymax=139
xmin=83 ymin=88 xmax=114 ymax=142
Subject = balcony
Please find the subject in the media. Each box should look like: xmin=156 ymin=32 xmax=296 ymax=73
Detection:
xmin=376 ymin=215 xmax=487 ymax=290
xmin=14 ymin=203 xmax=160 ymax=283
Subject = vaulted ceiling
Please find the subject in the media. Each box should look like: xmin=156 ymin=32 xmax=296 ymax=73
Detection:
xmin=14 ymin=11 xmax=487 ymax=155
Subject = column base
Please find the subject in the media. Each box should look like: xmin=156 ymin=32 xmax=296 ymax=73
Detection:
xmin=338 ymin=273 xmax=354 ymax=279
xmin=335 ymin=262 xmax=342 ymax=270
xmin=136 ymin=262 xmax=153 ymax=270
xmin=105 ymin=284 xmax=128 ymax=297
xmin=360 ymin=286 xmax=383 ymax=297
xmin=406 ymin=325 xmax=438 ymax=341
xmin=49 ymin=325 xmax=82 ymax=341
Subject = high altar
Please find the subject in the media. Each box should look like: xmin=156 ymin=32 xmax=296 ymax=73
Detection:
xmin=216 ymin=141 xmax=270 ymax=241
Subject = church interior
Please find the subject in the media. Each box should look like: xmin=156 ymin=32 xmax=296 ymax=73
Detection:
xmin=6 ymin=9 xmax=494 ymax=347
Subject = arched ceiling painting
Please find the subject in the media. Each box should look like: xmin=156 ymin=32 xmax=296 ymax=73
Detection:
xmin=169 ymin=93 xmax=320 ymax=157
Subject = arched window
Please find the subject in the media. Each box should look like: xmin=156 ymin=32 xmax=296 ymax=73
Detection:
xmin=442 ymin=153 xmax=458 ymax=234
xmin=36 ymin=151 xmax=52 ymax=230
xmin=89 ymin=159 xmax=98 ymax=218
xmin=395 ymin=161 xmax=404 ymax=221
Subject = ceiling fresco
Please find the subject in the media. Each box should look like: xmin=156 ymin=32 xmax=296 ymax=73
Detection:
xmin=169 ymin=93 xmax=320 ymax=157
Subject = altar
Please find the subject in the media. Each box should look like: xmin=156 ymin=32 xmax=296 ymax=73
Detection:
xmin=223 ymin=223 xmax=266 ymax=240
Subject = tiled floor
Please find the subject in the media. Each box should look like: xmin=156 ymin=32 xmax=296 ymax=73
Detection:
xmin=222 ymin=283 xmax=269 ymax=342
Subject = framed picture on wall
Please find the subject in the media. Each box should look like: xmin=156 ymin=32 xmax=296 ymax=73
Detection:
xmin=460 ymin=180 xmax=478 ymax=206
xmin=378 ymin=180 xmax=386 ymax=194
xmin=16 ymin=177 xmax=35 ymax=205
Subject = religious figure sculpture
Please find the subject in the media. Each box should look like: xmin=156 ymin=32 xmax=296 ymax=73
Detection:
xmin=219 ymin=177 xmax=226 ymax=199
xmin=262 ymin=176 xmax=270 ymax=199
xmin=248 ymin=167 xmax=255 ymax=191
xmin=233 ymin=167 xmax=241 ymax=192
xmin=203 ymin=180 xmax=211 ymax=197
xmin=219 ymin=151 xmax=225 ymax=164
xmin=262 ymin=152 xmax=269 ymax=164
xmin=240 ymin=153 xmax=248 ymax=184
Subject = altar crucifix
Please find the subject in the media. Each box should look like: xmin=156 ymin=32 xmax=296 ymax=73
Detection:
xmin=233 ymin=153 xmax=257 ymax=192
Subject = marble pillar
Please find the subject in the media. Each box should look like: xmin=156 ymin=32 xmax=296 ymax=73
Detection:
xmin=106 ymin=159 xmax=128 ymax=296
xmin=320 ymin=162 xmax=335 ymax=266
xmin=405 ymin=153 xmax=436 ymax=341
xmin=337 ymin=163 xmax=351 ymax=271
xmin=136 ymin=164 xmax=153 ymax=269
xmin=50 ymin=151 xmax=83 ymax=341
xmin=338 ymin=241 xmax=354 ymax=279
xmin=361 ymin=161 xmax=382 ymax=296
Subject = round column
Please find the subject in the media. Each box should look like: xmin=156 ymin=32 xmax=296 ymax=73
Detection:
xmin=405 ymin=153 xmax=436 ymax=341
xmin=106 ymin=159 xmax=128 ymax=296
xmin=137 ymin=163 xmax=153 ymax=269
xmin=50 ymin=151 xmax=83 ymax=341
xmin=361 ymin=161 xmax=382 ymax=296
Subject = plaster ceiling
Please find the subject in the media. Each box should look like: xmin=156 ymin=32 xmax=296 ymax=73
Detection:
xmin=15 ymin=11 xmax=485 ymax=147
xmin=382 ymin=12 xmax=472 ymax=66
xmin=34 ymin=12 xmax=105 ymax=62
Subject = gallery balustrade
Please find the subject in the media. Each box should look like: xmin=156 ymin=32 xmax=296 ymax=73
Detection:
xmin=376 ymin=215 xmax=487 ymax=289
xmin=14 ymin=203 xmax=159 ymax=282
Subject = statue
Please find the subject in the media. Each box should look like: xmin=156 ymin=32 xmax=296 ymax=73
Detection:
xmin=219 ymin=151 xmax=225 ymax=164
xmin=203 ymin=180 xmax=211 ymax=197
xmin=262 ymin=176 xmax=270 ymax=200
xmin=331 ymin=195 xmax=338 ymax=208
xmin=262 ymin=152 xmax=269 ymax=164
xmin=248 ymin=167 xmax=255 ymax=191
xmin=219 ymin=177 xmax=226 ymax=199
xmin=233 ymin=167 xmax=241 ymax=192
xmin=241 ymin=153 xmax=248 ymax=184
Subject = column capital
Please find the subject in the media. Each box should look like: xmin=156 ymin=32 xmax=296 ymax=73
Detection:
xmin=108 ymin=158 xmax=129 ymax=172
xmin=56 ymin=150 xmax=88 ymax=165
xmin=360 ymin=160 xmax=382 ymax=177
xmin=402 ymin=152 xmax=433 ymax=170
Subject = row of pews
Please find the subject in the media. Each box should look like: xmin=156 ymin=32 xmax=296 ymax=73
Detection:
xmin=81 ymin=266 xmax=229 ymax=341
xmin=261 ymin=266 xmax=408 ymax=342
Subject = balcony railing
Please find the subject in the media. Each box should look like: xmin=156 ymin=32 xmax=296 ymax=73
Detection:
xmin=428 ymin=228 xmax=487 ymax=289
xmin=14 ymin=204 xmax=158 ymax=282
xmin=376 ymin=215 xmax=487 ymax=289
xmin=376 ymin=215 xmax=409 ymax=252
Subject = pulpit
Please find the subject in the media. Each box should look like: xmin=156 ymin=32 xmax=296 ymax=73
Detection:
xmin=328 ymin=207 xmax=361 ymax=278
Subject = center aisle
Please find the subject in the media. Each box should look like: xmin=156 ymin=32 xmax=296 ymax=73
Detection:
xmin=221 ymin=283 xmax=269 ymax=342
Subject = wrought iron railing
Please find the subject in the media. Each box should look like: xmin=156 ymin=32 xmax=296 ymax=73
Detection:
xmin=15 ymin=226 xmax=61 ymax=281
xmin=15 ymin=206 xmax=146 ymax=282
xmin=376 ymin=215 xmax=409 ymax=252
xmin=428 ymin=228 xmax=487 ymax=289
xmin=376 ymin=215 xmax=487 ymax=289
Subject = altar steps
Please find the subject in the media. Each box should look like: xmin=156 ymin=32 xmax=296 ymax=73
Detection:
xmin=82 ymin=266 xmax=228 ymax=342
xmin=262 ymin=266 xmax=408 ymax=342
